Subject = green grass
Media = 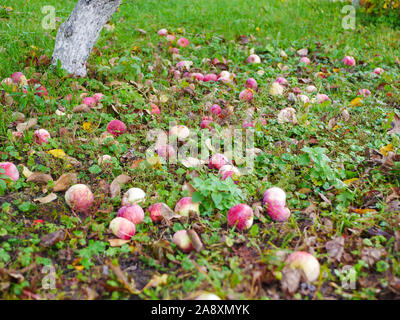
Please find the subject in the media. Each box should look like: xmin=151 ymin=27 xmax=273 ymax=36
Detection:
xmin=1 ymin=0 xmax=400 ymax=78
xmin=0 ymin=0 xmax=400 ymax=300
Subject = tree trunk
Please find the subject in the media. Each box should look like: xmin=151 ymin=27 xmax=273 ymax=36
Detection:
xmin=52 ymin=0 xmax=123 ymax=77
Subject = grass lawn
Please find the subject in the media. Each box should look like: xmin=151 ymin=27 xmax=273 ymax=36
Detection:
xmin=0 ymin=0 xmax=400 ymax=300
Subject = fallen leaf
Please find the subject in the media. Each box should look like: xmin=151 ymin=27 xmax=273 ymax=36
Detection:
xmin=130 ymin=159 xmax=144 ymax=169
xmin=72 ymin=104 xmax=91 ymax=113
xmin=318 ymin=192 xmax=332 ymax=206
xmin=41 ymin=230 xmax=65 ymax=247
xmin=325 ymin=236 xmax=345 ymax=261
xmin=281 ymin=266 xmax=301 ymax=294
xmin=16 ymin=118 xmax=37 ymax=133
xmin=53 ymin=173 xmax=78 ymax=192
xmin=297 ymin=48 xmax=308 ymax=56
xmin=343 ymin=178 xmax=358 ymax=186
xmin=21 ymin=165 xmax=33 ymax=178
xmin=34 ymin=193 xmax=57 ymax=204
xmin=110 ymin=174 xmax=131 ymax=199
xmin=26 ymin=172 xmax=53 ymax=184
xmin=48 ymin=149 xmax=66 ymax=159
xmin=182 ymin=182 xmax=196 ymax=196
xmin=107 ymin=261 xmax=140 ymax=294
xmin=350 ymin=97 xmax=363 ymax=107
xmin=379 ymin=144 xmax=394 ymax=156
xmin=349 ymin=208 xmax=377 ymax=214
xmin=143 ymin=274 xmax=168 ymax=291
xmin=187 ymin=229 xmax=204 ymax=252
xmin=181 ymin=157 xmax=206 ymax=168
xmin=108 ymin=239 xmax=130 ymax=247
xmin=361 ymin=247 xmax=386 ymax=266
xmin=151 ymin=240 xmax=174 ymax=262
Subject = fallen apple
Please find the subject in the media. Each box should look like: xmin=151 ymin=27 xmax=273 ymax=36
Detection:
xmin=34 ymin=129 xmax=51 ymax=145
xmin=65 ymin=184 xmax=94 ymax=213
xmin=173 ymin=230 xmax=194 ymax=253
xmin=109 ymin=217 xmax=136 ymax=240
xmin=122 ymin=188 xmax=146 ymax=206
xmin=0 ymin=162 xmax=19 ymax=181
xmin=285 ymin=251 xmax=320 ymax=282
xmin=118 ymin=204 xmax=145 ymax=224
xmin=227 ymin=204 xmax=254 ymax=231
xmin=209 ymin=153 xmax=228 ymax=170
xmin=266 ymin=204 xmax=291 ymax=222
xmin=175 ymin=197 xmax=200 ymax=217
xmin=106 ymin=120 xmax=127 ymax=137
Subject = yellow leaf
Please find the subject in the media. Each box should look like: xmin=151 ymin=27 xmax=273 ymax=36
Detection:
xmin=379 ymin=144 xmax=393 ymax=156
xmin=48 ymin=149 xmax=66 ymax=159
xmin=108 ymin=239 xmax=131 ymax=247
xmin=143 ymin=274 xmax=168 ymax=290
xmin=82 ymin=122 xmax=92 ymax=132
xmin=344 ymin=178 xmax=358 ymax=186
xmin=350 ymin=208 xmax=377 ymax=215
xmin=147 ymin=156 xmax=162 ymax=169
xmin=333 ymin=68 xmax=340 ymax=73
xmin=74 ymin=265 xmax=84 ymax=271
xmin=333 ymin=125 xmax=341 ymax=131
xmin=350 ymin=97 xmax=363 ymax=107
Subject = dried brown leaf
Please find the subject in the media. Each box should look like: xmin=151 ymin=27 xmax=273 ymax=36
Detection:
xmin=34 ymin=193 xmax=57 ymax=204
xmin=72 ymin=104 xmax=91 ymax=113
xmin=325 ymin=236 xmax=345 ymax=261
xmin=281 ymin=266 xmax=301 ymax=294
xmin=26 ymin=172 xmax=53 ymax=184
xmin=110 ymin=174 xmax=131 ymax=199
xmin=53 ymin=173 xmax=78 ymax=192
xmin=187 ymin=229 xmax=204 ymax=252
xmin=41 ymin=230 xmax=65 ymax=247
xmin=108 ymin=239 xmax=130 ymax=247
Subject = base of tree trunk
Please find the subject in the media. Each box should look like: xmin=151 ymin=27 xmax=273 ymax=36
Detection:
xmin=52 ymin=0 xmax=123 ymax=77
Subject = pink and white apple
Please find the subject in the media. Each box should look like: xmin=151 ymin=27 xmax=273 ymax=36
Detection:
xmin=266 ymin=205 xmax=291 ymax=222
xmin=147 ymin=203 xmax=167 ymax=223
xmin=245 ymin=78 xmax=258 ymax=90
xmin=156 ymin=144 xmax=176 ymax=159
xmin=203 ymin=74 xmax=218 ymax=82
xmin=247 ymin=54 xmax=261 ymax=64
xmin=157 ymin=28 xmax=168 ymax=36
xmin=174 ymin=197 xmax=200 ymax=217
xmin=263 ymin=187 xmax=286 ymax=207
xmin=169 ymin=125 xmax=190 ymax=141
xmin=177 ymin=37 xmax=189 ymax=48
xmin=0 ymin=162 xmax=19 ymax=181
xmin=65 ymin=184 xmax=94 ymax=213
xmin=173 ymin=230 xmax=194 ymax=253
xmin=34 ymin=129 xmax=51 ymax=145
xmin=227 ymin=204 xmax=254 ymax=231
xmin=82 ymin=97 xmax=97 ymax=108
xmin=122 ymin=188 xmax=146 ymax=206
xmin=109 ymin=217 xmax=136 ymax=240
xmin=209 ymin=153 xmax=228 ymax=170
xmin=210 ymin=104 xmax=222 ymax=115
xmin=343 ymin=56 xmax=356 ymax=66
xmin=118 ymin=204 xmax=145 ymax=224
xmin=285 ymin=251 xmax=320 ymax=282
xmin=239 ymin=89 xmax=254 ymax=102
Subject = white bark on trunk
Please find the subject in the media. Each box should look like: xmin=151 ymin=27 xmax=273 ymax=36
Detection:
xmin=52 ymin=0 xmax=123 ymax=77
